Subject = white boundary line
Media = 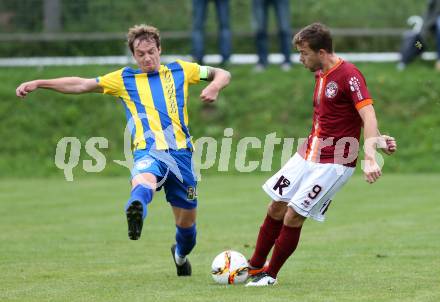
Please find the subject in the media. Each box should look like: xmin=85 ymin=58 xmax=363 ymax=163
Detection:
xmin=0 ymin=52 xmax=436 ymax=67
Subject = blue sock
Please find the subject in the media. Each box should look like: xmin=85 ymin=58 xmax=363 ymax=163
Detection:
xmin=175 ymin=224 xmax=197 ymax=257
xmin=125 ymin=184 xmax=153 ymax=219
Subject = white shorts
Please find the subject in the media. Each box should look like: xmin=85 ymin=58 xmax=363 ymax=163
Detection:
xmin=262 ymin=153 xmax=355 ymax=222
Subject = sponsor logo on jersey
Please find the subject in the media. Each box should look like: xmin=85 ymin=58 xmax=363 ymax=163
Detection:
xmin=325 ymin=81 xmax=338 ymax=98
xmin=349 ymin=76 xmax=363 ymax=100
xmin=301 ymin=199 xmax=311 ymax=208
xmin=135 ymin=158 xmax=154 ymax=170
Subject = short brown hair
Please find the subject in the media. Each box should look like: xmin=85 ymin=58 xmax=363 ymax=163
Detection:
xmin=293 ymin=23 xmax=333 ymax=53
xmin=127 ymin=24 xmax=161 ymax=53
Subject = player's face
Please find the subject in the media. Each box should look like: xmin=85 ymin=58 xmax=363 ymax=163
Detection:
xmin=133 ymin=39 xmax=161 ymax=73
xmin=297 ymin=42 xmax=322 ymax=72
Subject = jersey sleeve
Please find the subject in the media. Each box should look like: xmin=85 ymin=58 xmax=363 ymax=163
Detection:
xmin=176 ymin=60 xmax=201 ymax=84
xmin=345 ymin=67 xmax=373 ymax=110
xmin=96 ymin=68 xmax=124 ymax=96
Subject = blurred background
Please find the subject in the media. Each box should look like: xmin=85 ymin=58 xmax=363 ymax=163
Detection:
xmin=0 ymin=0 xmax=439 ymax=178
xmin=1 ymin=2 xmax=440 ymax=301
xmin=0 ymin=0 xmax=434 ymax=56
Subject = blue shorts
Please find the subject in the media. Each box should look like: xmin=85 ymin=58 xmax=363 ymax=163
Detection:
xmin=131 ymin=149 xmax=198 ymax=210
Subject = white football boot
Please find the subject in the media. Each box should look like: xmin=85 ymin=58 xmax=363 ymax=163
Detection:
xmin=245 ymin=272 xmax=277 ymax=287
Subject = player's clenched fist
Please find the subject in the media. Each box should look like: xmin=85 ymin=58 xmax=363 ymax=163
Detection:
xmin=381 ymin=135 xmax=397 ymax=155
xmin=200 ymin=84 xmax=220 ymax=103
xmin=16 ymin=81 xmax=39 ymax=98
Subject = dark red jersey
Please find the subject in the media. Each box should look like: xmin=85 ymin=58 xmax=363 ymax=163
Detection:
xmin=298 ymin=60 xmax=373 ymax=167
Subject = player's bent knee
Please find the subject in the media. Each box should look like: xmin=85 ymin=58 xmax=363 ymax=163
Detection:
xmin=267 ymin=201 xmax=288 ymax=221
xmin=131 ymin=173 xmax=157 ymax=190
xmin=174 ymin=208 xmax=197 ymax=228
xmin=284 ymin=207 xmax=306 ymax=228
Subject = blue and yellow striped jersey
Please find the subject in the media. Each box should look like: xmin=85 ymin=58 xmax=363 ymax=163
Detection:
xmin=97 ymin=60 xmax=201 ymax=151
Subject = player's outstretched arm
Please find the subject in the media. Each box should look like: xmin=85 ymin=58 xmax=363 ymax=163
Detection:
xmin=200 ymin=67 xmax=231 ymax=103
xmin=16 ymin=77 xmax=103 ymax=98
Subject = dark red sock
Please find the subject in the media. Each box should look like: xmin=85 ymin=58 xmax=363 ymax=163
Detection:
xmin=249 ymin=214 xmax=283 ymax=268
xmin=265 ymin=224 xmax=302 ymax=278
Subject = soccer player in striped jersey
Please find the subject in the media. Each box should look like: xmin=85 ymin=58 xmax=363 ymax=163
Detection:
xmin=16 ymin=24 xmax=231 ymax=277
xmin=246 ymin=23 xmax=397 ymax=286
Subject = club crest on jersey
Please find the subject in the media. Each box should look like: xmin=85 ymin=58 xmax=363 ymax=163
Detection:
xmin=325 ymin=81 xmax=338 ymax=98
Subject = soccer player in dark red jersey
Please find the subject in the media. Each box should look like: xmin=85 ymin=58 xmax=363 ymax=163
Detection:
xmin=246 ymin=23 xmax=397 ymax=286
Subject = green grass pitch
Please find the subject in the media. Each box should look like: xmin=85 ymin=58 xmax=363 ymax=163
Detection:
xmin=0 ymin=174 xmax=439 ymax=302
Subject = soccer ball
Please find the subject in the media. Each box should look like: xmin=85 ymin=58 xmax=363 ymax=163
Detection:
xmin=211 ymin=250 xmax=249 ymax=284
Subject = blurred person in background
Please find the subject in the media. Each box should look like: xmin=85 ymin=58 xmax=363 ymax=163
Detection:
xmin=192 ymin=0 xmax=232 ymax=65
xmin=398 ymin=0 xmax=440 ymax=71
xmin=252 ymin=0 xmax=292 ymax=72
xmin=16 ymin=24 xmax=231 ymax=277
